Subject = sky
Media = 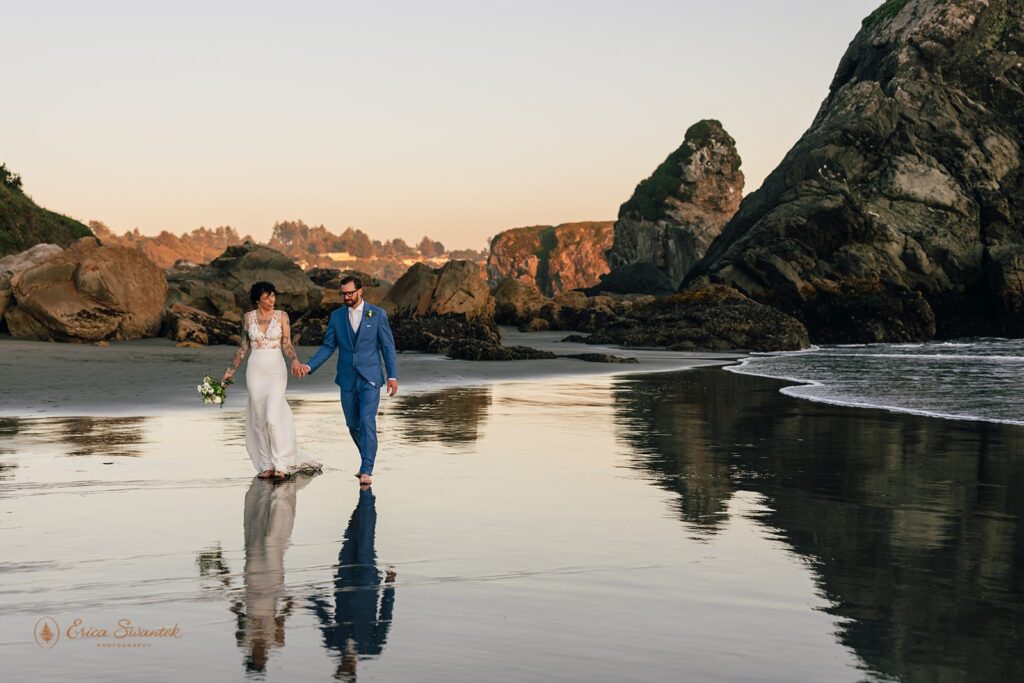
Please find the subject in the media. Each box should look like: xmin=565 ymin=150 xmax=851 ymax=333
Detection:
xmin=3 ymin=0 xmax=882 ymax=250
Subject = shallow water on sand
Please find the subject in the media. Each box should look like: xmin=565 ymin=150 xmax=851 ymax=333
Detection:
xmin=2 ymin=370 xmax=1023 ymax=682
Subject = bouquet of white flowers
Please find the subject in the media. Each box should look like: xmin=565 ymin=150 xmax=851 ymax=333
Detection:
xmin=198 ymin=375 xmax=232 ymax=407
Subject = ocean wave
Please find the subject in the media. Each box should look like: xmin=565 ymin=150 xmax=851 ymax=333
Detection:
xmin=727 ymin=338 xmax=1024 ymax=426
xmin=778 ymin=384 xmax=1024 ymax=427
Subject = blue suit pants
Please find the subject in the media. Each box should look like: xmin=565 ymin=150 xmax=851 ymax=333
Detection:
xmin=341 ymin=377 xmax=381 ymax=475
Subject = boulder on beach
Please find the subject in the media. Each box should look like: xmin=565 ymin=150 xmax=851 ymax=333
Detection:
xmin=390 ymin=315 xmax=502 ymax=354
xmin=164 ymin=303 xmax=241 ymax=346
xmin=383 ymin=260 xmax=494 ymax=319
xmin=493 ymin=278 xmax=544 ymax=325
xmin=166 ymin=242 xmax=321 ymax=318
xmin=312 ymin=268 xmax=392 ymax=312
xmin=574 ymin=283 xmax=809 ymax=352
xmin=446 ymin=339 xmax=557 ymax=361
xmin=0 ymin=243 xmax=64 ymax=325
xmin=5 ymin=237 xmax=166 ymax=342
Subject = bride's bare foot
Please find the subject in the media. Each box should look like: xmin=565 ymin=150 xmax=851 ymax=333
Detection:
xmin=273 ymin=470 xmax=287 ymax=480
xmin=359 ymin=473 xmax=372 ymax=485
xmin=257 ymin=470 xmax=274 ymax=479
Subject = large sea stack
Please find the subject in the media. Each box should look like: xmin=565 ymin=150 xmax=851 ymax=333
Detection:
xmin=690 ymin=0 xmax=1024 ymax=342
xmin=604 ymin=119 xmax=744 ymax=292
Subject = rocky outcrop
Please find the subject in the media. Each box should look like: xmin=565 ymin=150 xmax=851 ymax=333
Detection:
xmin=447 ymin=340 xmax=557 ymax=361
xmin=310 ymin=268 xmax=392 ymax=312
xmin=582 ymin=262 xmax=676 ymax=297
xmin=390 ymin=315 xmax=501 ymax=354
xmin=569 ymin=284 xmax=809 ymax=351
xmin=689 ymin=0 xmax=1024 ymax=342
xmin=565 ymin=353 xmax=639 ymax=363
xmin=5 ymin=238 xmax=167 ymax=342
xmin=493 ymin=278 xmax=544 ymax=325
xmin=603 ymin=120 xmax=744 ymax=291
xmin=382 ymin=260 xmax=493 ymax=320
xmin=487 ymin=222 xmax=614 ymax=296
xmin=164 ymin=303 xmax=241 ymax=346
xmin=521 ymin=291 xmax=655 ymax=333
xmin=166 ymin=242 xmax=321 ymax=318
xmin=0 ymin=244 xmax=63 ymax=325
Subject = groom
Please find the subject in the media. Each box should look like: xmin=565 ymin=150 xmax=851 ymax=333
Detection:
xmin=298 ymin=276 xmax=398 ymax=485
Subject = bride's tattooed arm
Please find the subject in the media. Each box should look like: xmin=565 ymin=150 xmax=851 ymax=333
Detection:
xmin=280 ymin=312 xmax=300 ymax=365
xmin=224 ymin=312 xmax=251 ymax=382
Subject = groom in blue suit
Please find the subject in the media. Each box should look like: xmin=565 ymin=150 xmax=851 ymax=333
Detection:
xmin=300 ymin=276 xmax=399 ymax=484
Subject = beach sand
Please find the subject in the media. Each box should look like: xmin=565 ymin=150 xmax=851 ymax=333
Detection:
xmin=0 ymin=328 xmax=739 ymax=417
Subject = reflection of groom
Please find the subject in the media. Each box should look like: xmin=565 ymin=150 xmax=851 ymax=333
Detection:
xmin=300 ymin=276 xmax=398 ymax=485
xmin=308 ymin=487 xmax=396 ymax=680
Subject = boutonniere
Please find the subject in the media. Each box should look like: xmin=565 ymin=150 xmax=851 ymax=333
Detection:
xmin=366 ymin=310 xmax=375 ymax=319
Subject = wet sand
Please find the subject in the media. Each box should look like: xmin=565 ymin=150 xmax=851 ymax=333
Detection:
xmin=2 ymin=340 xmax=1023 ymax=682
xmin=0 ymin=329 xmax=739 ymax=416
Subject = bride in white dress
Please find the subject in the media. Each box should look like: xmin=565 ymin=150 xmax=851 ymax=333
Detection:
xmin=223 ymin=282 xmax=321 ymax=479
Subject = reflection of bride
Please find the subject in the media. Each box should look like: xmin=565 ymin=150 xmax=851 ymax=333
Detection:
xmin=308 ymin=487 xmax=396 ymax=681
xmin=238 ymin=474 xmax=315 ymax=673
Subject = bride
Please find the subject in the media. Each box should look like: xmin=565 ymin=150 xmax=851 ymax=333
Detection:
xmin=223 ymin=282 xmax=321 ymax=479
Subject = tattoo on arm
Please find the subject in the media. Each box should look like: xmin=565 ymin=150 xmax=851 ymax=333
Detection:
xmin=280 ymin=312 xmax=299 ymax=364
xmin=228 ymin=312 xmax=251 ymax=373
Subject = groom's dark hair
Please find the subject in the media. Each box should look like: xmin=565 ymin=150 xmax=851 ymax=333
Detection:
xmin=339 ymin=275 xmax=362 ymax=290
xmin=249 ymin=281 xmax=277 ymax=305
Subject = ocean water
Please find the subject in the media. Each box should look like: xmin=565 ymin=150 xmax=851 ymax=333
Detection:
xmin=727 ymin=338 xmax=1024 ymax=425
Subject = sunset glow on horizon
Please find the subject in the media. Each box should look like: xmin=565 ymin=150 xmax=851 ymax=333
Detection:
xmin=5 ymin=0 xmax=881 ymax=249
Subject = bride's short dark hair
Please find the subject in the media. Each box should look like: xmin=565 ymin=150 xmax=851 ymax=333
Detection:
xmin=249 ymin=281 xmax=277 ymax=305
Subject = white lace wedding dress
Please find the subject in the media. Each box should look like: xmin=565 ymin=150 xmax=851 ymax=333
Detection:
xmin=229 ymin=310 xmax=321 ymax=476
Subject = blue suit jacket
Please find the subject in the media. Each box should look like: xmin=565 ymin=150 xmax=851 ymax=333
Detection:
xmin=306 ymin=303 xmax=399 ymax=391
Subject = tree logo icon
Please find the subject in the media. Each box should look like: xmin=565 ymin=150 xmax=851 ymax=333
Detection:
xmin=34 ymin=617 xmax=60 ymax=649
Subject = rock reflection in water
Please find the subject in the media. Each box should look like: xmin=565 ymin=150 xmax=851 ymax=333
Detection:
xmin=308 ymin=487 xmax=396 ymax=682
xmin=197 ymin=474 xmax=317 ymax=674
xmin=391 ymin=386 xmax=491 ymax=444
xmin=613 ymin=368 xmax=1024 ymax=682
xmin=0 ymin=416 xmax=147 ymax=458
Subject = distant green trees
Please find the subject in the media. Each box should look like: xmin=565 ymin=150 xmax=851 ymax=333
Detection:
xmin=1 ymin=162 xmax=23 ymax=192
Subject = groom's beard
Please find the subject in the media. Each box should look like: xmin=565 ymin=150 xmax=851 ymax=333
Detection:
xmin=346 ymin=296 xmax=362 ymax=308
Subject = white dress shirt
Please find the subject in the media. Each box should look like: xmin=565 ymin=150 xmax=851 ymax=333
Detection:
xmin=348 ymin=301 xmax=364 ymax=333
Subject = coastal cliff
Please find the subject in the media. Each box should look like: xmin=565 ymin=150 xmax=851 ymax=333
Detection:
xmin=689 ymin=0 xmax=1024 ymax=342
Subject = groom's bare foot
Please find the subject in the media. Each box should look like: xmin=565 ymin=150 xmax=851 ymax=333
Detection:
xmin=359 ymin=473 xmax=372 ymax=485
xmin=257 ymin=470 xmax=274 ymax=479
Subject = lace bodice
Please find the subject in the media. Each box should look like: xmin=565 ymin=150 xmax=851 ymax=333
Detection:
xmin=225 ymin=309 xmax=299 ymax=377
xmin=247 ymin=310 xmax=284 ymax=349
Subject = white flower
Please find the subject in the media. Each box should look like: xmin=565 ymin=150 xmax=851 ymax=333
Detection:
xmin=213 ymin=396 xmax=223 ymax=404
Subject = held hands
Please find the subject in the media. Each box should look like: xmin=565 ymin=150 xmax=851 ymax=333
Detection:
xmin=290 ymin=360 xmax=311 ymax=378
